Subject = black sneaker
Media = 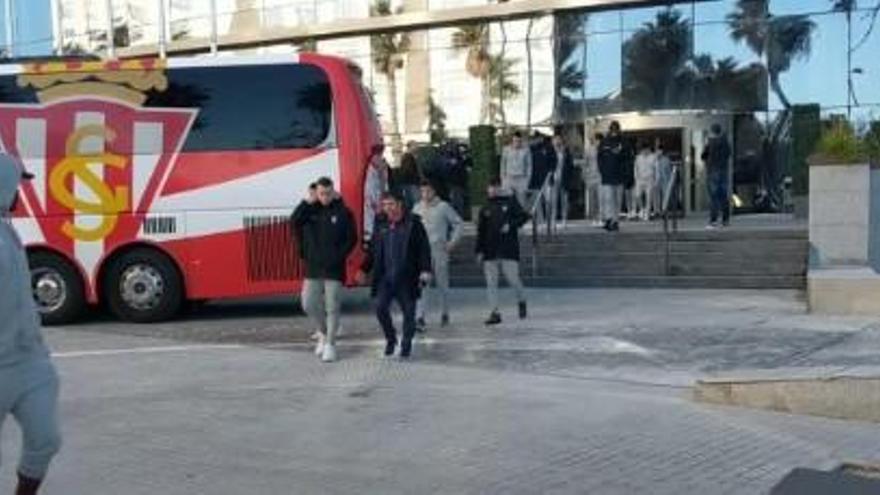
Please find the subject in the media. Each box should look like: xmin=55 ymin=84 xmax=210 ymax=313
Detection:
xmin=609 ymin=221 xmax=620 ymax=232
xmin=399 ymin=340 xmax=412 ymax=359
xmin=384 ymin=340 xmax=397 ymax=357
xmin=485 ymin=312 xmax=502 ymax=326
xmin=518 ymin=301 xmax=528 ymax=319
xmin=416 ymin=317 xmax=426 ymax=333
xmin=441 ymin=313 xmax=450 ymax=327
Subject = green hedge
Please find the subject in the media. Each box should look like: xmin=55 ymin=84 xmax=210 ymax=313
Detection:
xmin=468 ymin=125 xmax=497 ymax=210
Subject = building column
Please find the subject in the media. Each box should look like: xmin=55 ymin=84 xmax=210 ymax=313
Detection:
xmin=403 ymin=0 xmax=430 ymax=142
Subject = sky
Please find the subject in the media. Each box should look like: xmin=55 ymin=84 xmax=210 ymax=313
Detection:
xmin=0 ymin=0 xmax=53 ymax=56
xmin=0 ymin=0 xmax=877 ymax=117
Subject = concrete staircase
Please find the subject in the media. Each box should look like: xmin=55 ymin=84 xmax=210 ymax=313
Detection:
xmin=450 ymin=228 xmax=808 ymax=289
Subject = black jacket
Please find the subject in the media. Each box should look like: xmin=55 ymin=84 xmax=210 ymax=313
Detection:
xmin=361 ymin=213 xmax=432 ymax=297
xmin=549 ymin=147 xmax=577 ymax=191
xmin=529 ymin=140 xmax=555 ymax=190
xmin=598 ymin=134 xmax=631 ymax=186
xmin=476 ymin=195 xmax=531 ymax=262
xmin=701 ymin=134 xmax=732 ymax=176
xmin=291 ymin=198 xmax=357 ymax=281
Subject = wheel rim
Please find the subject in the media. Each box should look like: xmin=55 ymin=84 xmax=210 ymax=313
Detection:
xmin=119 ymin=264 xmax=165 ymax=311
xmin=32 ymin=268 xmax=67 ymax=314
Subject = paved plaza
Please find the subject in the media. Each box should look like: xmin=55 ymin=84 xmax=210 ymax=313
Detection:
xmin=3 ymin=289 xmax=880 ymax=494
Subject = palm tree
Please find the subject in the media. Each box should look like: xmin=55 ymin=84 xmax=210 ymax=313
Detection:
xmin=553 ymin=13 xmax=587 ymax=107
xmin=727 ymin=0 xmax=816 ymax=110
xmin=487 ymin=54 xmax=521 ymax=126
xmin=451 ymin=24 xmax=492 ymax=124
xmin=370 ymin=0 xmax=410 ymax=159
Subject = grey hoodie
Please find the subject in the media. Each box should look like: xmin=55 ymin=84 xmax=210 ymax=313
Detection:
xmin=412 ymin=197 xmax=463 ymax=250
xmin=0 ymin=153 xmax=49 ymax=368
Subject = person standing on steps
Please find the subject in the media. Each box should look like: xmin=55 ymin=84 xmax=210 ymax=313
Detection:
xmin=598 ymin=121 xmax=628 ymax=232
xmin=500 ymin=131 xmax=533 ymax=207
xmin=358 ymin=191 xmax=433 ymax=359
xmin=413 ymin=180 xmax=463 ymax=330
xmin=701 ymin=124 xmax=732 ymax=229
xmin=291 ymin=177 xmax=357 ymax=363
xmin=476 ymin=178 xmax=531 ymax=326
xmin=0 ymin=154 xmax=62 ymax=495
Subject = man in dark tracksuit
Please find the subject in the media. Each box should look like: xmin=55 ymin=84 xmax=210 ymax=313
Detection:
xmin=598 ymin=121 xmax=629 ymax=231
xmin=359 ymin=191 xmax=432 ymax=359
xmin=291 ymin=177 xmax=357 ymax=363
xmin=701 ymin=124 xmax=732 ymax=228
xmin=476 ymin=178 xmax=531 ymax=325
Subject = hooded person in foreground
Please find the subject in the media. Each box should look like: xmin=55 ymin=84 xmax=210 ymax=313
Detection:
xmin=0 ymin=153 xmax=62 ymax=495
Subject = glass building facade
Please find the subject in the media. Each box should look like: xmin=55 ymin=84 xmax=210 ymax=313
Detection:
xmin=18 ymin=0 xmax=880 ymax=212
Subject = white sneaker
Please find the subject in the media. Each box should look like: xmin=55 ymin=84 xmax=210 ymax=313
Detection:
xmin=314 ymin=334 xmax=325 ymax=356
xmin=705 ymin=223 xmax=718 ymax=230
xmin=321 ymin=343 xmax=337 ymax=362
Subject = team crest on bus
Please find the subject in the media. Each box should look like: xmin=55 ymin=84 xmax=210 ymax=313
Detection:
xmin=0 ymin=59 xmax=197 ymax=244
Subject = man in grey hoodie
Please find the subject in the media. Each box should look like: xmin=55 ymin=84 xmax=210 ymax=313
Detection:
xmin=413 ymin=180 xmax=463 ymax=328
xmin=0 ymin=153 xmax=62 ymax=495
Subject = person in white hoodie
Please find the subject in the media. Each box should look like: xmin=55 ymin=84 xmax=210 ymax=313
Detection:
xmin=0 ymin=153 xmax=62 ymax=495
xmin=413 ymin=181 xmax=463 ymax=328
xmin=633 ymin=141 xmax=657 ymax=221
xmin=500 ymin=131 xmax=533 ymax=206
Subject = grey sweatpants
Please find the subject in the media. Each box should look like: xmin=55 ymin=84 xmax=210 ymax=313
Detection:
xmin=416 ymin=243 xmax=451 ymax=320
xmin=301 ymin=279 xmax=342 ymax=345
xmin=0 ymin=358 xmax=62 ymax=480
xmin=483 ymin=259 xmax=526 ymax=312
xmin=600 ymin=184 xmax=623 ymax=222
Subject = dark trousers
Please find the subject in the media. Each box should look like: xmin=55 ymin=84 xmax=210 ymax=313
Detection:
xmin=376 ymin=280 xmax=417 ymax=348
xmin=708 ymin=172 xmax=730 ymax=224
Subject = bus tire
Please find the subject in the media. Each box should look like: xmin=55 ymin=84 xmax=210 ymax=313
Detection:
xmin=104 ymin=248 xmax=184 ymax=323
xmin=28 ymin=251 xmax=86 ymax=326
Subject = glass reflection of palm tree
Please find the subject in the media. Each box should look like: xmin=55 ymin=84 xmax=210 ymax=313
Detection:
xmin=451 ymin=24 xmax=492 ymax=125
xmin=370 ymin=0 xmax=410 ymax=160
xmin=145 ymin=83 xmax=211 ymax=131
xmin=727 ymin=0 xmax=815 ymax=111
xmin=487 ymin=54 xmax=520 ymax=126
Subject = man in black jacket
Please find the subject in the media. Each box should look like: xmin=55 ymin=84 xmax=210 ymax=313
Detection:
xmin=359 ymin=191 xmax=432 ymax=359
xmin=291 ymin=177 xmax=357 ymax=363
xmin=598 ymin=121 xmax=629 ymax=232
xmin=476 ymin=178 xmax=531 ymax=325
xmin=701 ymin=124 xmax=732 ymax=229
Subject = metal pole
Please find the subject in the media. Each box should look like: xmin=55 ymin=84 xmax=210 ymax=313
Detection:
xmin=53 ymin=0 xmax=63 ymax=55
xmin=4 ymin=0 xmax=14 ymax=58
xmin=847 ymin=9 xmax=853 ymax=121
xmin=210 ymin=0 xmax=218 ymax=55
xmin=158 ymin=0 xmax=167 ymax=58
xmin=105 ymin=0 xmax=115 ymax=58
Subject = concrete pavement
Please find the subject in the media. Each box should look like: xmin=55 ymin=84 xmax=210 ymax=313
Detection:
xmin=3 ymin=289 xmax=880 ymax=494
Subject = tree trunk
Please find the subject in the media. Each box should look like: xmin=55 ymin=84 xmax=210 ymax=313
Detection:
xmin=769 ymin=72 xmax=790 ymax=110
xmin=480 ymin=73 xmax=491 ymax=125
xmin=387 ymin=70 xmax=403 ymax=162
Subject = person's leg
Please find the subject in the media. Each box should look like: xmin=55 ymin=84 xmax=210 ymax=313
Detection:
xmin=600 ymin=185 xmax=611 ymax=223
xmin=433 ymin=250 xmax=451 ymax=322
xmin=561 ymin=190 xmax=569 ymax=227
xmin=708 ymin=174 xmax=720 ymax=225
xmin=323 ymin=280 xmax=342 ymax=346
xmin=720 ymin=178 xmax=731 ymax=225
xmin=501 ymin=260 xmax=527 ymax=318
xmin=483 ymin=259 xmax=501 ymax=316
xmin=375 ymin=282 xmax=398 ymax=352
xmin=12 ymin=371 xmax=61 ymax=495
xmin=301 ymin=279 xmax=326 ymax=354
xmin=396 ymin=287 xmax=418 ymax=357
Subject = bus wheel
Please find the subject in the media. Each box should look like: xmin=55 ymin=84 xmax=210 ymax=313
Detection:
xmin=105 ymin=248 xmax=183 ymax=323
xmin=28 ymin=251 xmax=86 ymax=325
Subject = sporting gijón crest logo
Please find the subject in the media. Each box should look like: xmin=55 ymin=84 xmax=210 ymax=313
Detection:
xmin=0 ymin=61 xmax=197 ymax=270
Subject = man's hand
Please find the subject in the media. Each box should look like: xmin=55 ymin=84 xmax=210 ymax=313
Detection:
xmin=355 ymin=270 xmax=368 ymax=285
xmin=475 ymin=253 xmax=484 ymax=265
xmin=419 ymin=272 xmax=433 ymax=286
xmin=445 ymin=242 xmax=456 ymax=254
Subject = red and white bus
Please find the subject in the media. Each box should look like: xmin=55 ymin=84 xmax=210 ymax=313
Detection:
xmin=0 ymin=54 xmax=382 ymax=324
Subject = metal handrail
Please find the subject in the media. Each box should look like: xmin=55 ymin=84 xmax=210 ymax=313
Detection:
xmin=660 ymin=165 xmax=682 ymax=276
xmin=528 ymin=172 xmax=556 ymax=276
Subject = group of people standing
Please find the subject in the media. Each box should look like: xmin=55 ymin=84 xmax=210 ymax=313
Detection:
xmin=585 ymin=121 xmax=731 ymax=231
xmin=292 ymin=171 xmax=530 ymax=362
xmin=500 ymin=131 xmax=577 ymax=230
